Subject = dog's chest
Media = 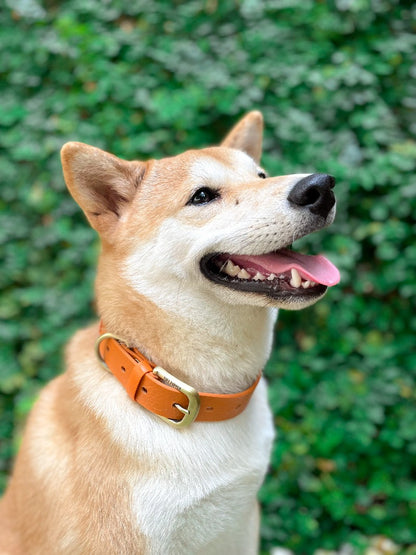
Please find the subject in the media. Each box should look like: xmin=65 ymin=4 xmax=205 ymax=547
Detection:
xmin=131 ymin=466 xmax=263 ymax=554
xmin=119 ymin=383 xmax=274 ymax=554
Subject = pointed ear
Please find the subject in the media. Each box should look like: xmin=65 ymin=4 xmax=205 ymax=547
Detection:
xmin=221 ymin=111 xmax=264 ymax=164
xmin=61 ymin=142 xmax=146 ymax=237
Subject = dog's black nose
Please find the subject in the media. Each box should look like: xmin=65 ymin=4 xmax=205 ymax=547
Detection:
xmin=288 ymin=173 xmax=336 ymax=219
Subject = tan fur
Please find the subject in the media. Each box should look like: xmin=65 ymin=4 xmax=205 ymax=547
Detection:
xmin=0 ymin=112 xmax=336 ymax=554
xmin=1 ymin=325 xmax=148 ymax=554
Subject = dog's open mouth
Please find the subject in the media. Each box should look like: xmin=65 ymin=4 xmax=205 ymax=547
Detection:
xmin=201 ymin=248 xmax=340 ymax=299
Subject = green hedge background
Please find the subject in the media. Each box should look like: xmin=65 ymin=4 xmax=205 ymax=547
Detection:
xmin=1 ymin=1 xmax=416 ymax=553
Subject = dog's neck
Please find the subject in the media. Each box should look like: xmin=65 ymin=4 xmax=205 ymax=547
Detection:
xmin=97 ymin=279 xmax=277 ymax=394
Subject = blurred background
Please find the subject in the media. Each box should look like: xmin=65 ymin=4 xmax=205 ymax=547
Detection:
xmin=1 ymin=1 xmax=415 ymax=553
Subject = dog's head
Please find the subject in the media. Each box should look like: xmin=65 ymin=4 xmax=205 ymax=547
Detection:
xmin=61 ymin=112 xmax=339 ymax=316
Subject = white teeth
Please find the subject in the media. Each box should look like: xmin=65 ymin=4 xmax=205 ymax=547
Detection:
xmin=224 ymin=260 xmax=241 ymax=277
xmin=221 ymin=258 xmax=319 ymax=289
xmin=222 ymin=260 xmax=265 ymax=281
xmin=290 ymin=268 xmax=302 ymax=288
xmin=237 ymin=268 xmax=250 ymax=279
xmin=253 ymin=272 xmax=266 ymax=281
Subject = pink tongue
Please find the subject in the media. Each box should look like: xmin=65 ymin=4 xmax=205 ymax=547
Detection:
xmin=231 ymin=249 xmax=340 ymax=286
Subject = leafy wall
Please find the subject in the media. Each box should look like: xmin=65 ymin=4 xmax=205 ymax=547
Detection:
xmin=1 ymin=1 xmax=416 ymax=553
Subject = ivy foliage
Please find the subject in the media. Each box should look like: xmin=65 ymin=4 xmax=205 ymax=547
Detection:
xmin=1 ymin=1 xmax=416 ymax=553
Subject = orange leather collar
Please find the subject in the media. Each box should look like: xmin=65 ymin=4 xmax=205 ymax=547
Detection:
xmin=95 ymin=324 xmax=261 ymax=426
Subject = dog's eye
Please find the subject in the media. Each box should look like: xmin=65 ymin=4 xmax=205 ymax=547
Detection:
xmin=257 ymin=169 xmax=267 ymax=179
xmin=188 ymin=187 xmax=219 ymax=206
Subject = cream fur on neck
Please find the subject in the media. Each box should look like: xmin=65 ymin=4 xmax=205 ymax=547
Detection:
xmin=96 ymin=249 xmax=277 ymax=393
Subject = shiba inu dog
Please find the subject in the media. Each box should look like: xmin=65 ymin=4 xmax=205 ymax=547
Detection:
xmin=0 ymin=111 xmax=340 ymax=554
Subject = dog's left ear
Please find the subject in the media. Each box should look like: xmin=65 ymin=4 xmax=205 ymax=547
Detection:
xmin=221 ymin=111 xmax=263 ymax=164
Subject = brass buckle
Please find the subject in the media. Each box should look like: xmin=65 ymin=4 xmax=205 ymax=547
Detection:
xmin=152 ymin=366 xmax=200 ymax=429
xmin=95 ymin=332 xmax=124 ymax=373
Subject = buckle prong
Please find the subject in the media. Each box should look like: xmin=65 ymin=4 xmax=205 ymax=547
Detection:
xmin=173 ymin=403 xmax=190 ymax=416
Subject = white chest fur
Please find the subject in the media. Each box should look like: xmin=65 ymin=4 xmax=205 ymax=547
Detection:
xmin=131 ymin=380 xmax=274 ymax=554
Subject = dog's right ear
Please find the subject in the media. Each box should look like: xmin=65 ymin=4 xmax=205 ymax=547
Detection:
xmin=61 ymin=142 xmax=145 ymax=237
xmin=221 ymin=111 xmax=263 ymax=164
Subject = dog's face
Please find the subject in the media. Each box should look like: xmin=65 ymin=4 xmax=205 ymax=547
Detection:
xmin=61 ymin=112 xmax=339 ymax=315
